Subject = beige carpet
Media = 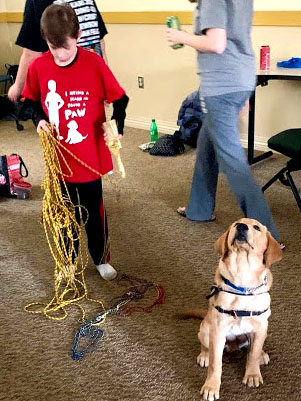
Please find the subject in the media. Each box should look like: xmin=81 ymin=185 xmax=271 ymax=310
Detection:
xmin=1 ymin=120 xmax=300 ymax=401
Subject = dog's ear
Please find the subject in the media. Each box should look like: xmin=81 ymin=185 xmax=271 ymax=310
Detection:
xmin=215 ymin=230 xmax=229 ymax=257
xmin=264 ymin=232 xmax=282 ymax=268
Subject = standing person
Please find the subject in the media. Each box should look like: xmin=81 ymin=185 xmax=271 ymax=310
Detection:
xmin=8 ymin=0 xmax=54 ymax=103
xmin=166 ymin=0 xmax=280 ymax=241
xmin=22 ymin=3 xmax=129 ymax=280
xmin=8 ymin=0 xmax=108 ymax=103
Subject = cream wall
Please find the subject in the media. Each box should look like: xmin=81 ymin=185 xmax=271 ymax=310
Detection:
xmin=0 ymin=0 xmax=17 ymax=75
xmin=0 ymin=24 xmax=22 ymax=75
xmin=98 ymin=0 xmax=301 ymax=12
xmin=254 ymin=0 xmax=301 ymax=11
xmin=98 ymin=1 xmax=195 ymax=12
xmin=0 ymin=1 xmax=8 ymax=72
xmin=0 ymin=1 xmax=22 ymax=72
xmin=4 ymin=0 xmax=22 ymax=12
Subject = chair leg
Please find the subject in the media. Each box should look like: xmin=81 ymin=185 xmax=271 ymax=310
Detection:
xmin=16 ymin=120 xmax=24 ymax=131
xmin=286 ymin=171 xmax=301 ymax=211
xmin=262 ymin=167 xmax=288 ymax=192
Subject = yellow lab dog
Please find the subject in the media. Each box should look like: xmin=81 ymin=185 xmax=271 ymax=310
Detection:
xmin=193 ymin=218 xmax=282 ymax=400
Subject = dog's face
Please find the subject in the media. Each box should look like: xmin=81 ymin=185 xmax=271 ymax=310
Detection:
xmin=215 ymin=218 xmax=282 ymax=268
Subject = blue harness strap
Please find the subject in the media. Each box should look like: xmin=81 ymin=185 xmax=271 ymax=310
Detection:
xmin=221 ymin=276 xmax=249 ymax=293
xmin=206 ymin=275 xmax=268 ymax=300
xmin=220 ymin=274 xmax=267 ymax=294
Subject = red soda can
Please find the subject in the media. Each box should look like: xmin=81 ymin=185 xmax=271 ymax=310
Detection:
xmin=260 ymin=45 xmax=270 ymax=70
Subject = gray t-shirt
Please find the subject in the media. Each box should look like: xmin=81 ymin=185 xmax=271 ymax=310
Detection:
xmin=195 ymin=0 xmax=256 ymax=96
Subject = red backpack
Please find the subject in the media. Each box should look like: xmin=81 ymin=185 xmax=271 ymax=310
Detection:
xmin=0 ymin=154 xmax=32 ymax=199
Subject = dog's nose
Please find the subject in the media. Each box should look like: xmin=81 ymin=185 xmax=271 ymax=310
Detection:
xmin=236 ymin=223 xmax=248 ymax=232
xmin=234 ymin=223 xmax=249 ymax=243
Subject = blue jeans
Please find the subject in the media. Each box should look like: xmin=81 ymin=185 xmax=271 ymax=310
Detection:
xmin=186 ymin=91 xmax=279 ymax=240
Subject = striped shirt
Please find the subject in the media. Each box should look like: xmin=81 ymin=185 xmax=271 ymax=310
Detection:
xmin=63 ymin=0 xmax=107 ymax=48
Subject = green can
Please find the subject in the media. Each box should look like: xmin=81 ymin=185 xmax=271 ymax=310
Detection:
xmin=166 ymin=16 xmax=184 ymax=49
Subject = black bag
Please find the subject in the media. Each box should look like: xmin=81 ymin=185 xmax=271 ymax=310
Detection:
xmin=176 ymin=90 xmax=203 ymax=148
xmin=149 ymin=134 xmax=185 ymax=156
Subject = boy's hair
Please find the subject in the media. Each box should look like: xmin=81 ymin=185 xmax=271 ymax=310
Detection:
xmin=40 ymin=4 xmax=80 ymax=48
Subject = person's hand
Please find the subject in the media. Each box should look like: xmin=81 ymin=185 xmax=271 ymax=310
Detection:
xmin=166 ymin=27 xmax=185 ymax=47
xmin=37 ymin=120 xmax=51 ymax=134
xmin=7 ymin=83 xmax=22 ymax=104
xmin=239 ymin=100 xmax=250 ymax=118
xmin=103 ymin=131 xmax=123 ymax=146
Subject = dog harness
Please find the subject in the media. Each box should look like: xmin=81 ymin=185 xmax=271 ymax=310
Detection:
xmin=206 ymin=275 xmax=270 ymax=318
xmin=206 ymin=274 xmax=268 ymax=299
xmin=214 ymin=306 xmax=269 ymax=318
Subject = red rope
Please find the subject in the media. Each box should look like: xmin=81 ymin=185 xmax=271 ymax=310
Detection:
xmin=118 ymin=285 xmax=165 ymax=316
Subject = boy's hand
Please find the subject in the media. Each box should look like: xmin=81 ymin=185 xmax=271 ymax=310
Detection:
xmin=37 ymin=119 xmax=51 ymax=134
xmin=166 ymin=27 xmax=185 ymax=47
xmin=103 ymin=131 xmax=122 ymax=146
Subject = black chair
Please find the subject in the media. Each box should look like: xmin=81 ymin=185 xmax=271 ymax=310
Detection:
xmin=262 ymin=128 xmax=301 ymax=211
xmin=0 ymin=73 xmax=13 ymax=94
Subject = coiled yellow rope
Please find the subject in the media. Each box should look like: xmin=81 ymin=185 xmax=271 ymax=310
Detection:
xmin=24 ymin=126 xmax=106 ymax=321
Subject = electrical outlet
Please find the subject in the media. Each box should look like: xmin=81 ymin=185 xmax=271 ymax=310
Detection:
xmin=138 ymin=75 xmax=144 ymax=89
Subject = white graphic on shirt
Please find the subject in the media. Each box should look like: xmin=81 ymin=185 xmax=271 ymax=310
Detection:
xmin=66 ymin=120 xmax=88 ymax=144
xmin=45 ymin=80 xmax=64 ymax=140
xmin=64 ymin=91 xmax=88 ymax=123
xmin=43 ymin=85 xmax=90 ymax=146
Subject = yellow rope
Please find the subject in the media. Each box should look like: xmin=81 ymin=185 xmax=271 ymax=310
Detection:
xmin=107 ymin=138 xmax=126 ymax=178
xmin=24 ymin=125 xmax=106 ymax=321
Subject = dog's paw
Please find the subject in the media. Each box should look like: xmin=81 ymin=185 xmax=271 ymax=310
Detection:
xmin=260 ymin=351 xmax=270 ymax=365
xmin=200 ymin=381 xmax=220 ymax=400
xmin=242 ymin=372 xmax=263 ymax=387
xmin=197 ymin=351 xmax=209 ymax=367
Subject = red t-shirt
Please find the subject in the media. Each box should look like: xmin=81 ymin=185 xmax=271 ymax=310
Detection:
xmin=23 ymin=46 xmax=125 ymax=182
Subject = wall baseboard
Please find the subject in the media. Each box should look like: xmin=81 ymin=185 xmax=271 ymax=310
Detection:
xmin=124 ymin=116 xmax=269 ymax=152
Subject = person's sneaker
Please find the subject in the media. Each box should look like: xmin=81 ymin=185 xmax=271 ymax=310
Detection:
xmin=96 ymin=263 xmax=117 ymax=280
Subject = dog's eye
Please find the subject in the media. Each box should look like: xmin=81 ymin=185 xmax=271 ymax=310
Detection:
xmin=254 ymin=225 xmax=261 ymax=231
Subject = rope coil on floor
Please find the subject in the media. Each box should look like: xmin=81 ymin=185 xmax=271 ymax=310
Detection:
xmin=72 ymin=275 xmax=166 ymax=360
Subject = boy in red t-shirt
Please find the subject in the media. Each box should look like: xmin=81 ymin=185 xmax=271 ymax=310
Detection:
xmin=22 ymin=3 xmax=129 ymax=280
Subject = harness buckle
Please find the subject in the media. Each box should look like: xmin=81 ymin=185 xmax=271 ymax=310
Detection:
xmin=233 ymin=310 xmax=237 ymax=319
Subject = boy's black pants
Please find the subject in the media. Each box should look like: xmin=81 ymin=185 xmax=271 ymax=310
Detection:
xmin=61 ymin=178 xmax=110 ymax=265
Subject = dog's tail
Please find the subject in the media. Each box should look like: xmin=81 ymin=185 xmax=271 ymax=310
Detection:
xmin=176 ymin=308 xmax=208 ymax=320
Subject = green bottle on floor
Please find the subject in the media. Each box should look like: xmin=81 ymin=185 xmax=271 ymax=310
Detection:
xmin=150 ymin=119 xmax=159 ymax=142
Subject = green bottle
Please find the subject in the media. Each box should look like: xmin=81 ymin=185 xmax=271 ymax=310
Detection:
xmin=166 ymin=16 xmax=184 ymax=49
xmin=150 ymin=119 xmax=159 ymax=142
